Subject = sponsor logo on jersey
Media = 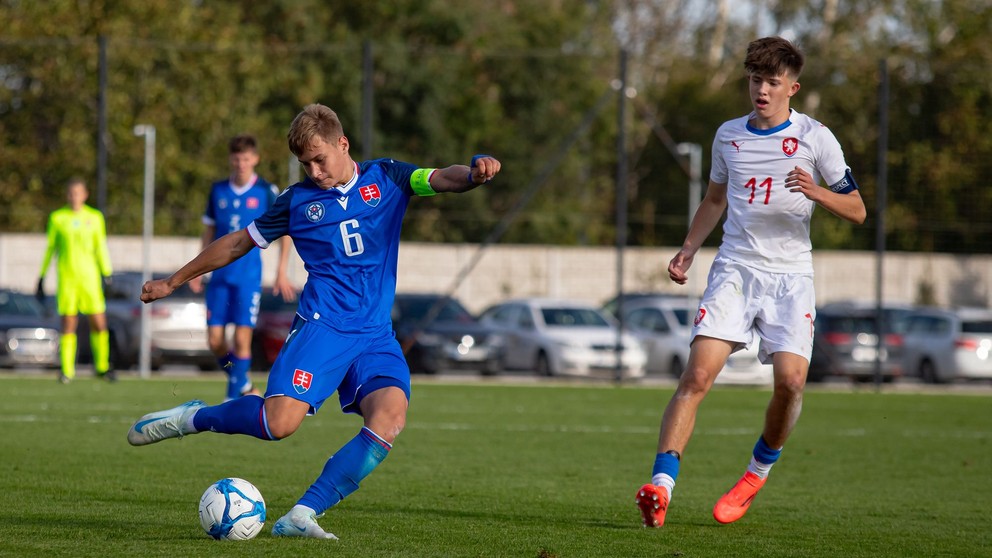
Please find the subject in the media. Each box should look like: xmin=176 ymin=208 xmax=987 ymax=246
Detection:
xmin=293 ymin=369 xmax=313 ymax=394
xmin=360 ymin=184 xmax=381 ymax=207
xmin=306 ymin=201 xmax=325 ymax=222
xmin=731 ymin=141 xmax=742 ymax=152
xmin=247 ymin=197 xmax=259 ymax=209
xmin=694 ymin=307 xmax=707 ymax=326
xmin=782 ymin=137 xmax=799 ymax=157
xmin=218 ymin=198 xmax=228 ymax=209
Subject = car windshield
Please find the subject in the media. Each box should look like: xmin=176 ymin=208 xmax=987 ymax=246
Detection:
xmin=396 ymin=297 xmax=474 ymax=323
xmin=0 ymin=291 xmax=43 ymax=317
xmin=541 ymin=307 xmax=610 ymax=327
xmin=822 ymin=316 xmax=877 ymax=332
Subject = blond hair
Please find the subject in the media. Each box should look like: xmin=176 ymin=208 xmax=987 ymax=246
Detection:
xmin=287 ymin=104 xmax=345 ymax=156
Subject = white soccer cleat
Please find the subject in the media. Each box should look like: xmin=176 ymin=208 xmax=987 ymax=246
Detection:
xmin=127 ymin=399 xmax=206 ymax=446
xmin=272 ymin=506 xmax=339 ymax=540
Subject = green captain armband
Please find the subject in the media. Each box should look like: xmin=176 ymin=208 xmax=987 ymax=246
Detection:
xmin=410 ymin=168 xmax=438 ymax=197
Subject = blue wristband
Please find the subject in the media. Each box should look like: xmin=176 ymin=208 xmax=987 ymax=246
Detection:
xmin=468 ymin=154 xmax=493 ymax=185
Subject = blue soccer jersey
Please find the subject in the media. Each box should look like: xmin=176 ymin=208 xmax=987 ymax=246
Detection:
xmin=204 ymin=176 xmax=279 ymax=286
xmin=246 ymin=159 xmax=421 ymax=336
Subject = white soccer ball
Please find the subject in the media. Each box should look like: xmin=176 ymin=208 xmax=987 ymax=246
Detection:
xmin=198 ymin=477 xmax=267 ymax=540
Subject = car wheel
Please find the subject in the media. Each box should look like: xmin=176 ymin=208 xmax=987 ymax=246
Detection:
xmin=536 ymin=351 xmax=553 ymax=376
xmin=668 ymin=356 xmax=683 ymax=378
xmin=919 ymin=359 xmax=944 ymax=384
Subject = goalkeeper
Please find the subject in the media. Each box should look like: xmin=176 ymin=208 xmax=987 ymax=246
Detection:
xmin=38 ymin=178 xmax=114 ymax=382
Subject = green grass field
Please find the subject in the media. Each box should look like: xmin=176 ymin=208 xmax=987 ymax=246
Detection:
xmin=0 ymin=374 xmax=988 ymax=558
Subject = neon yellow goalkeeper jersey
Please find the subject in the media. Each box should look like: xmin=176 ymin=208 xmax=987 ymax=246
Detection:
xmin=39 ymin=204 xmax=113 ymax=292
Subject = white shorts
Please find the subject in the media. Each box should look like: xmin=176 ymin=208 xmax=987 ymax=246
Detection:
xmin=691 ymin=255 xmax=816 ymax=364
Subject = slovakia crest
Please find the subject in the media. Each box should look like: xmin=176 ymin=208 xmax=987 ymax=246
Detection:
xmin=306 ymin=201 xmax=325 ymax=222
xmin=693 ymin=307 xmax=707 ymax=327
xmin=782 ymin=137 xmax=799 ymax=157
xmin=293 ymin=369 xmax=313 ymax=394
xmin=360 ymin=184 xmax=381 ymax=207
xmin=246 ymin=197 xmax=259 ymax=209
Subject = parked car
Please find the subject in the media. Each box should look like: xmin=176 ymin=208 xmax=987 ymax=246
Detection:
xmin=901 ymin=307 xmax=992 ymax=383
xmin=478 ymin=298 xmax=646 ymax=379
xmin=393 ymin=293 xmax=504 ymax=375
xmin=809 ymin=301 xmax=914 ymax=382
xmin=252 ymin=289 xmax=301 ymax=369
xmin=0 ymin=288 xmax=60 ymax=368
xmin=619 ymin=297 xmax=694 ymax=377
xmin=718 ymin=343 xmax=774 ymax=386
xmin=71 ymin=271 xmax=213 ymax=370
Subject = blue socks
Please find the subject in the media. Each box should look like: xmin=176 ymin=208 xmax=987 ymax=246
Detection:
xmin=748 ymin=436 xmax=782 ymax=478
xmin=753 ymin=436 xmax=782 ymax=464
xmin=651 ymin=451 xmax=680 ymax=497
xmin=298 ymin=427 xmax=391 ymax=514
xmin=192 ymin=395 xmax=273 ymax=440
xmin=225 ymin=355 xmax=253 ymax=400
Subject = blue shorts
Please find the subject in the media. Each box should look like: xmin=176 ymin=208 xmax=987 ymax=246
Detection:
xmin=205 ymin=281 xmax=261 ymax=327
xmin=264 ymin=314 xmax=411 ymax=416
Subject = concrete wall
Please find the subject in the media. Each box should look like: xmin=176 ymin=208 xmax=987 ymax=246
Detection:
xmin=5 ymin=233 xmax=989 ymax=314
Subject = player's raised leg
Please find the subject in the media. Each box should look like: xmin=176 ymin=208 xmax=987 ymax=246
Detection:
xmin=713 ymin=351 xmax=806 ymax=524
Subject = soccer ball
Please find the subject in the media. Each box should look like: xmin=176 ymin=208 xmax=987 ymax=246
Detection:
xmin=198 ymin=477 xmax=266 ymax=540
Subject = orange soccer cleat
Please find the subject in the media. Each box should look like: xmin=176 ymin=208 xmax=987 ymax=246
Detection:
xmin=635 ymin=484 xmax=669 ymax=528
xmin=713 ymin=471 xmax=766 ymax=524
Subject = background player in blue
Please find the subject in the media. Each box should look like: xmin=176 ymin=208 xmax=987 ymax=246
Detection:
xmin=188 ymin=134 xmax=296 ymax=401
xmin=127 ymin=103 xmax=501 ymax=539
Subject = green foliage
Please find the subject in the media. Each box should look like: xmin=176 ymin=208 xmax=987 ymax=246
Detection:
xmin=0 ymin=375 xmax=990 ymax=557
xmin=1 ymin=1 xmax=990 ymax=253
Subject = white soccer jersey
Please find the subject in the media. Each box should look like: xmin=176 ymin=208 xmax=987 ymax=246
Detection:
xmin=710 ymin=109 xmax=852 ymax=273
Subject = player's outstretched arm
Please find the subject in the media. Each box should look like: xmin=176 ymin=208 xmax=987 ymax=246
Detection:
xmin=141 ymin=229 xmax=255 ymax=303
xmin=430 ymin=155 xmax=501 ymax=193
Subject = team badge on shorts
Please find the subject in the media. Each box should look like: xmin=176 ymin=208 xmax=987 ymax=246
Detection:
xmin=306 ymin=202 xmax=325 ymax=222
xmin=694 ymin=307 xmax=707 ymax=326
xmin=293 ymin=369 xmax=313 ymax=394
xmin=360 ymin=184 xmax=381 ymax=207
xmin=782 ymin=137 xmax=799 ymax=157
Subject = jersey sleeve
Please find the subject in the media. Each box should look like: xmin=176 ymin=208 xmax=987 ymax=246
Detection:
xmin=371 ymin=158 xmax=421 ymax=197
xmin=812 ymin=125 xmax=852 ymax=188
xmin=247 ymin=186 xmax=293 ymax=249
xmin=38 ymin=213 xmax=57 ymax=277
xmin=710 ymin=129 xmax=729 ymax=184
xmin=202 ymin=184 xmax=217 ymax=226
xmin=94 ymin=210 xmax=112 ymax=276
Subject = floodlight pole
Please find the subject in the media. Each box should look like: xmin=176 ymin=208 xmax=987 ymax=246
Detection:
xmin=134 ymin=124 xmax=156 ymax=379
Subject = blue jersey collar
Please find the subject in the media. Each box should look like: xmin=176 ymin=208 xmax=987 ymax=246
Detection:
xmin=746 ymin=109 xmax=793 ymax=136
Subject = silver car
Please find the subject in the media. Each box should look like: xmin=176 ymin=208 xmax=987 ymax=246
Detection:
xmin=901 ymin=307 xmax=992 ymax=383
xmin=479 ymin=298 xmax=646 ymax=379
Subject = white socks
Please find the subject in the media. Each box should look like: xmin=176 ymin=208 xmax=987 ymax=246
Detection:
xmin=746 ymin=456 xmax=775 ymax=479
xmin=651 ymin=473 xmax=675 ymax=499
